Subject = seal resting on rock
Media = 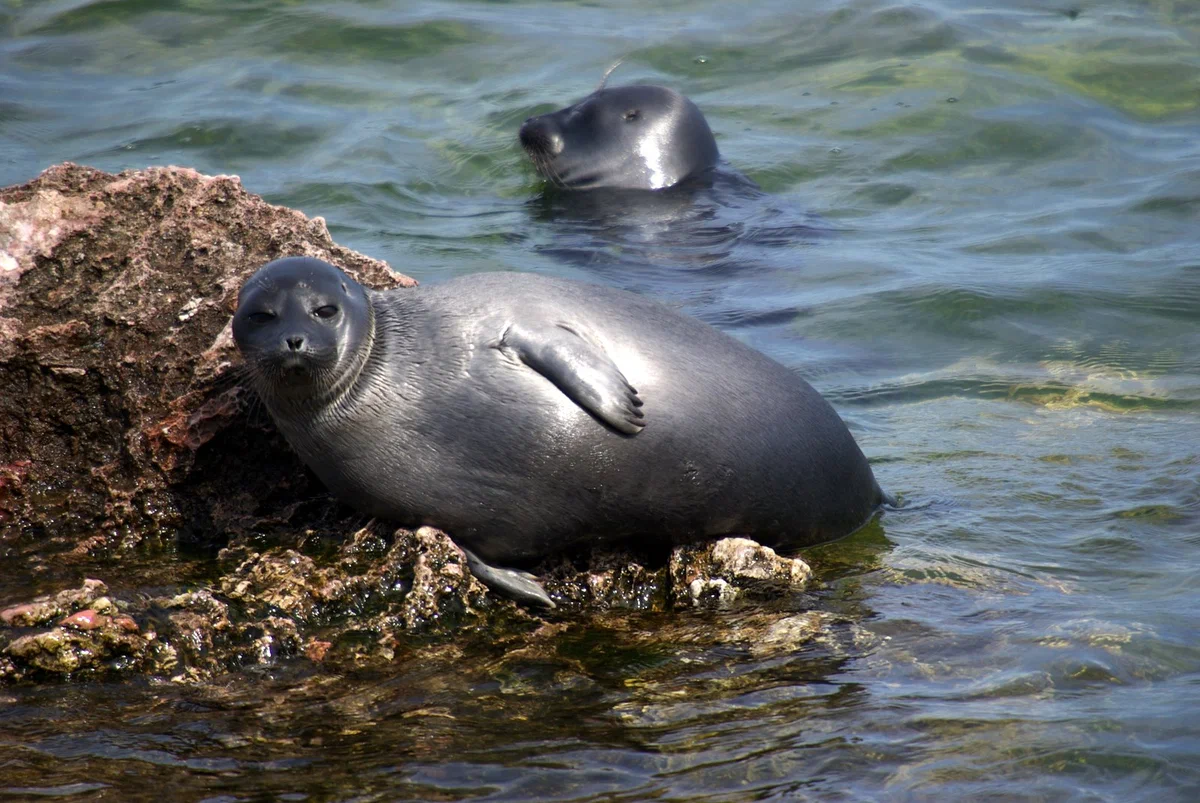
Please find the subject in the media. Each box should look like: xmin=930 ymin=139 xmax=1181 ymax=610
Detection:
xmin=232 ymin=257 xmax=888 ymax=607
xmin=519 ymin=77 xmax=719 ymax=191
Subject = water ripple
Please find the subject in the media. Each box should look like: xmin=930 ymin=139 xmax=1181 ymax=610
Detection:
xmin=2 ymin=0 xmax=1199 ymax=800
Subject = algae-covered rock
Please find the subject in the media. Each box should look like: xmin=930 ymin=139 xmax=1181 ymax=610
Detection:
xmin=540 ymin=538 xmax=814 ymax=611
xmin=218 ymin=525 xmax=497 ymax=636
xmin=0 ymin=530 xmax=816 ymax=682
xmin=0 ymin=579 xmax=154 ymax=681
xmin=669 ymin=537 xmax=814 ymax=608
xmin=0 ymin=579 xmax=109 ymax=627
xmin=4 ymin=623 xmax=150 ymax=677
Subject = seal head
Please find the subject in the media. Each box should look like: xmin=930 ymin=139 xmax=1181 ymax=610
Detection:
xmin=519 ymin=84 xmax=719 ymax=191
xmin=232 ymin=256 xmax=373 ymax=409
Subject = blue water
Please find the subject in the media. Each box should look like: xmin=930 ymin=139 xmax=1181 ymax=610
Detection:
xmin=2 ymin=0 xmax=1199 ymax=799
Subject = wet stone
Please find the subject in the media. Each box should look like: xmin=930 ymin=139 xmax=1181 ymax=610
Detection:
xmin=0 ymin=529 xmax=817 ymax=683
xmin=669 ymin=537 xmax=814 ymax=608
xmin=3 ymin=618 xmax=151 ymax=679
xmin=59 ymin=610 xmax=110 ymax=631
xmin=0 ymin=162 xmax=413 ymax=555
xmin=0 ymin=579 xmax=109 ymax=627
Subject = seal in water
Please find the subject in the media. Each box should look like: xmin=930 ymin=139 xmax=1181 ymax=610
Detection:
xmin=233 ymin=257 xmax=888 ymax=607
xmin=519 ymin=75 xmax=719 ymax=191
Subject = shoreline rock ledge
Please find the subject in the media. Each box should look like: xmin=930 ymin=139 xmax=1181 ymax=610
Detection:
xmin=0 ymin=163 xmax=816 ymax=684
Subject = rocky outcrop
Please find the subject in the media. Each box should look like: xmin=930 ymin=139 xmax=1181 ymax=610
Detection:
xmin=0 ymin=529 xmax=819 ymax=683
xmin=0 ymin=162 xmax=413 ymax=557
xmin=0 ymin=163 xmax=815 ymax=684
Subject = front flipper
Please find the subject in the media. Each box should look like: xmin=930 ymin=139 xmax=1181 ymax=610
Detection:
xmin=499 ymin=322 xmax=645 ymax=435
xmin=462 ymin=547 xmax=556 ymax=609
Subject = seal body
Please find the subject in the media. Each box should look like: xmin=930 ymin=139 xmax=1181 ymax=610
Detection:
xmin=519 ymin=84 xmax=719 ymax=190
xmin=234 ymin=258 xmax=887 ymax=604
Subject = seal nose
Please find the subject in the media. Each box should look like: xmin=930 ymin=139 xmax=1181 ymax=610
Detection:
xmin=286 ymin=335 xmax=305 ymax=352
xmin=519 ymin=117 xmax=564 ymax=157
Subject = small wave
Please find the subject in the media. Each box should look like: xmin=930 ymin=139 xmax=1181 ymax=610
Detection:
xmin=832 ymin=357 xmax=1200 ymax=411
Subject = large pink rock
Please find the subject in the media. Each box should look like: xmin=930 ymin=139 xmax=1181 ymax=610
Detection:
xmin=0 ymin=163 xmax=415 ymax=553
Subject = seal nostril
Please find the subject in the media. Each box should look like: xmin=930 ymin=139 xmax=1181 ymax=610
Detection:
xmin=518 ymin=123 xmax=540 ymax=149
xmin=519 ymin=118 xmax=565 ymax=158
xmin=286 ymin=336 xmax=305 ymax=351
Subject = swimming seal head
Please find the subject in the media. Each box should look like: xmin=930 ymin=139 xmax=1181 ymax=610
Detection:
xmin=519 ymin=84 xmax=719 ymax=191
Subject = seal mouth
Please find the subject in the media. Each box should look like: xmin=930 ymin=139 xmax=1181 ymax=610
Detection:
xmin=525 ymin=155 xmax=608 ymax=190
xmin=280 ymin=361 xmax=311 ymax=380
xmin=271 ymin=350 xmax=314 ymax=377
xmin=243 ymin=348 xmax=341 ymax=399
xmin=265 ymin=359 xmax=317 ymax=388
xmin=530 ymin=157 xmax=570 ymax=189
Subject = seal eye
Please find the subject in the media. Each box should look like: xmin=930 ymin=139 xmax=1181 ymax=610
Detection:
xmin=248 ymin=311 xmax=275 ymax=324
xmin=623 ymin=110 xmax=640 ymax=122
xmin=313 ymin=305 xmax=339 ymax=320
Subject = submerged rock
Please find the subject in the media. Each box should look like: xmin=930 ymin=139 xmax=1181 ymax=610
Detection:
xmin=0 ymin=163 xmax=816 ymax=684
xmin=0 ymin=579 xmax=109 ymax=627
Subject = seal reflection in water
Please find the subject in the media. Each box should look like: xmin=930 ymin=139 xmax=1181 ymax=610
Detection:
xmin=233 ymin=257 xmax=889 ymax=607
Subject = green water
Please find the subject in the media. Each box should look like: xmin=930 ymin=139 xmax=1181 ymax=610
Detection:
xmin=2 ymin=0 xmax=1199 ymax=799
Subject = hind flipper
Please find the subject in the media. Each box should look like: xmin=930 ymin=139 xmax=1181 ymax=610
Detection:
xmin=461 ymin=547 xmax=556 ymax=609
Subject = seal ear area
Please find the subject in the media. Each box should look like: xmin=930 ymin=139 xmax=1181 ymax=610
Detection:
xmin=496 ymin=322 xmax=645 ymax=436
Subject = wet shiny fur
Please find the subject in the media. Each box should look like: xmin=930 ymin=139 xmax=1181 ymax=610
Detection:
xmin=233 ymin=257 xmax=887 ymax=604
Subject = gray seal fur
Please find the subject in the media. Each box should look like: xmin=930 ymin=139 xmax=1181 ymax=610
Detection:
xmin=519 ymin=83 xmax=719 ymax=191
xmin=232 ymin=257 xmax=887 ymax=606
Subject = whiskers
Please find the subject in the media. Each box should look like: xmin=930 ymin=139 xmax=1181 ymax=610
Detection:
xmin=596 ymin=59 xmax=625 ymax=91
xmin=189 ymin=358 xmax=263 ymax=425
xmin=228 ymin=360 xmax=272 ymax=427
xmin=237 ymin=347 xmax=340 ymax=410
xmin=524 ymin=148 xmax=570 ymax=189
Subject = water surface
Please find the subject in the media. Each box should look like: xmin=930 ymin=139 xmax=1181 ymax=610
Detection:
xmin=2 ymin=0 xmax=1199 ymax=799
